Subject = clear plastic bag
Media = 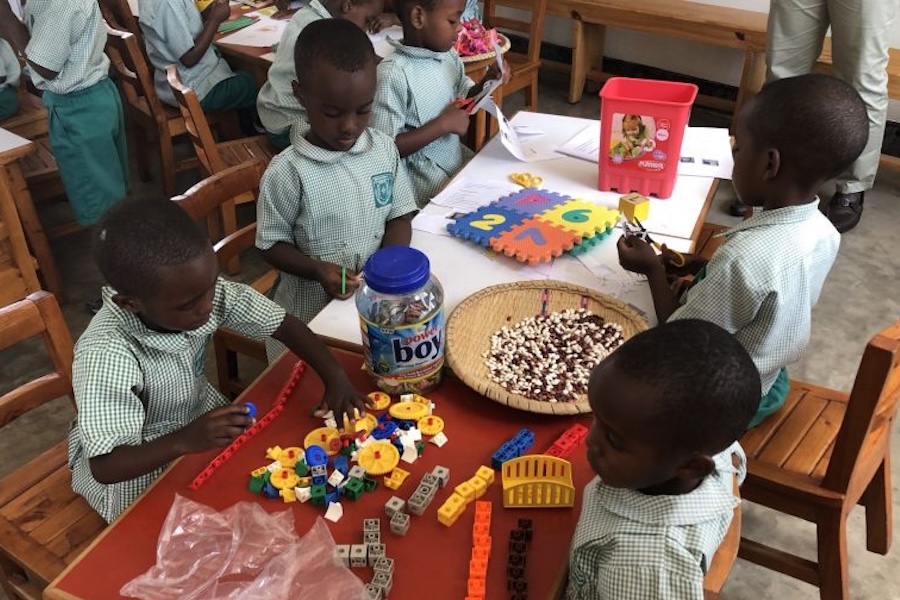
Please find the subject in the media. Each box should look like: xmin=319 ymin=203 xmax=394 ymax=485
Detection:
xmin=121 ymin=495 xmax=367 ymax=600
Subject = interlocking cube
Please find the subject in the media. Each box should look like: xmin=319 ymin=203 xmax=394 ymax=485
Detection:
xmin=367 ymin=542 xmax=386 ymax=566
xmin=539 ymin=199 xmax=620 ymax=238
xmin=385 ymin=495 xmax=406 ymax=517
xmin=432 ymin=465 xmax=450 ymax=487
xmin=407 ymin=492 xmax=429 ymax=516
xmin=364 ymin=518 xmax=381 ymax=532
xmin=350 ymin=544 xmax=368 ymax=568
xmin=365 ymin=584 xmax=383 ymax=600
xmin=421 ymin=473 xmax=439 ymax=489
xmin=348 ymin=465 xmax=367 ymax=480
xmin=372 ymin=572 xmax=393 ymax=595
xmin=495 ymin=187 xmax=570 ymax=217
xmin=618 ymin=192 xmax=649 ymax=223
xmin=491 ymin=218 xmax=580 ymax=265
xmin=334 ymin=544 xmax=350 ymax=567
xmin=390 ymin=511 xmax=411 ymax=536
xmin=374 ymin=556 xmax=395 ymax=576
xmin=416 ymin=482 xmax=437 ymax=502
xmin=447 ymin=205 xmax=526 ymax=247
xmin=364 ymin=531 xmax=381 ymax=545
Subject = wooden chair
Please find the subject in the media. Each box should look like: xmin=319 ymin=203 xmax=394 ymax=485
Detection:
xmin=738 ymin=320 xmax=900 ymax=600
xmin=98 ymin=0 xmax=146 ymax=56
xmin=0 ymin=87 xmax=47 ymax=140
xmin=104 ymin=27 xmax=203 ymax=197
xmin=482 ymin=0 xmax=550 ymax=112
xmin=171 ymin=161 xmax=276 ymax=397
xmin=0 ymin=292 xmax=106 ymax=600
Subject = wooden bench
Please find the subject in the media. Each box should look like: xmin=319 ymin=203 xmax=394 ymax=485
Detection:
xmin=815 ymin=39 xmax=900 ymax=171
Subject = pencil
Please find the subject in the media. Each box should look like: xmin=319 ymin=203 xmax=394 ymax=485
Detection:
xmin=341 ymin=266 xmax=346 ymax=295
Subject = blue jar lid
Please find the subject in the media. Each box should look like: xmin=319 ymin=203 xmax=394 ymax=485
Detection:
xmin=363 ymin=246 xmax=431 ymax=294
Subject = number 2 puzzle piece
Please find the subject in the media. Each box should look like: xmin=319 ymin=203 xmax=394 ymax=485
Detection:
xmin=538 ymin=199 xmax=620 ymax=238
xmin=495 ymin=188 xmax=571 ymax=217
xmin=490 ymin=218 xmax=580 ymax=265
xmin=447 ymin=205 xmax=527 ymax=247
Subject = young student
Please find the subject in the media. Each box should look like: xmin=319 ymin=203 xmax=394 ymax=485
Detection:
xmin=0 ymin=0 xmax=128 ymax=226
xmin=369 ymin=0 xmax=477 ymax=32
xmin=617 ymin=74 xmax=868 ymax=428
xmin=257 ymin=0 xmax=384 ymax=151
xmin=69 ymin=197 xmax=369 ymax=523
xmin=139 ymin=0 xmax=258 ymax=112
xmin=568 ymin=319 xmax=760 ymax=600
xmin=256 ymin=19 xmax=418 ymax=360
xmin=0 ymin=38 xmax=20 ymax=121
xmin=371 ymin=0 xmax=509 ymax=207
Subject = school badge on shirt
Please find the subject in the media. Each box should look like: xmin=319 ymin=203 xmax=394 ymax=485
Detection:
xmin=371 ymin=172 xmax=394 ymax=208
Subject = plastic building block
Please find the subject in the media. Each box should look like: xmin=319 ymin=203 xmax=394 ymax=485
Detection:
xmin=333 ymin=455 xmax=349 ymax=476
xmin=437 ymin=493 xmax=467 ymax=527
xmin=432 ymin=465 xmax=450 ymax=487
xmin=362 ymin=475 xmax=378 ymax=492
xmin=293 ymin=459 xmax=309 ymax=476
xmin=470 ymin=558 xmax=488 ymax=579
xmin=371 ymin=572 xmax=393 ymax=595
xmin=430 ymin=431 xmax=449 ymax=447
xmin=416 ymin=440 xmax=426 ymax=456
xmin=384 ymin=467 xmax=410 ymax=490
xmin=279 ymin=487 xmax=297 ymax=503
xmin=295 ymin=475 xmax=311 ymax=488
xmin=388 ymin=401 xmax=428 ymax=421
xmin=415 ymin=482 xmax=437 ymax=502
xmin=407 ymin=493 xmax=429 ymax=516
xmin=501 ymin=455 xmax=575 ymax=508
xmin=357 ymin=441 xmax=400 ymax=475
xmin=367 ymin=391 xmax=392 ymax=410
xmin=262 ymin=482 xmax=279 ymax=499
xmin=248 ymin=475 xmax=266 ymax=494
xmin=364 ymin=518 xmax=381 ymax=532
xmin=310 ymin=484 xmax=327 ymax=506
xmin=324 ymin=501 xmax=344 ymax=523
xmin=348 ymin=465 xmax=367 ymax=480
xmin=475 ymin=465 xmax=495 ymax=486
xmin=389 ymin=511 xmax=411 ymax=536
xmin=467 ymin=578 xmax=486 ymax=597
xmin=311 ymin=474 xmax=327 ymax=486
xmin=469 ymin=475 xmax=488 ymax=499
xmin=265 ymin=461 xmax=283 ymax=473
xmin=364 ymin=531 xmax=381 ymax=545
xmin=385 ymin=496 xmax=406 ymax=517
xmin=400 ymin=443 xmax=418 ymax=464
xmin=295 ymin=486 xmax=311 ymax=503
xmin=350 ymin=544 xmax=368 ymax=568
xmin=370 ymin=421 xmax=398 ymax=440
xmin=447 ymin=205 xmax=527 ymax=247
xmin=495 ymin=187 xmax=570 ymax=217
xmin=492 ymin=429 xmax=535 ymax=469
xmin=416 ymin=415 xmax=444 ymax=436
xmin=544 ymin=423 xmax=589 ymax=458
xmin=512 ymin=428 xmax=535 ymax=451
xmin=618 ymin=192 xmax=650 ymax=223
xmin=325 ymin=487 xmax=341 ymax=505
xmin=335 ymin=545 xmax=350 ymax=567
xmin=540 ymin=199 xmax=620 ymax=238
xmin=454 ymin=481 xmax=476 ymax=504
xmin=276 ymin=446 xmax=304 ymax=468
xmin=373 ymin=556 xmax=395 ymax=576
xmin=327 ymin=470 xmax=346 ymax=487
xmin=243 ymin=402 xmax=257 ymax=419
xmin=365 ymin=584 xmax=382 ymax=600
xmin=304 ymin=426 xmax=341 ymax=456
xmin=305 ymin=444 xmax=328 ymax=468
xmin=367 ymin=543 xmax=385 ymax=566
xmin=420 ymin=472 xmax=440 ymax=490
xmin=310 ymin=463 xmax=327 ymax=477
xmin=490 ymin=218 xmax=580 ymax=265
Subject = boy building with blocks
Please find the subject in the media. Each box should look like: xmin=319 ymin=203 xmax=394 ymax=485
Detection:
xmin=567 ymin=319 xmax=760 ymax=600
xmin=0 ymin=38 xmax=20 ymax=121
xmin=617 ymin=74 xmax=868 ymax=427
xmin=257 ymin=0 xmax=385 ymax=150
xmin=0 ymin=0 xmax=128 ymax=225
xmin=139 ymin=0 xmax=258 ymax=113
xmin=256 ymin=19 xmax=418 ymax=359
xmin=69 ymin=198 xmax=369 ymax=523
xmin=371 ymin=0 xmax=509 ymax=206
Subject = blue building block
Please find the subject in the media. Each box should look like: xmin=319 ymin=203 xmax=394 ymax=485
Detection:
xmin=333 ymin=455 xmax=349 ymax=476
xmin=491 ymin=429 xmax=536 ymax=469
xmin=370 ymin=420 xmax=398 ymax=440
xmin=262 ymin=482 xmax=279 ymax=499
xmin=243 ymin=402 xmax=257 ymax=419
xmin=447 ymin=205 xmax=527 ymax=247
xmin=512 ymin=428 xmax=535 ymax=453
xmin=325 ymin=487 xmax=341 ymax=504
xmin=395 ymin=419 xmax=417 ymax=431
xmin=305 ymin=445 xmax=328 ymax=467
xmin=312 ymin=474 xmax=327 ymax=486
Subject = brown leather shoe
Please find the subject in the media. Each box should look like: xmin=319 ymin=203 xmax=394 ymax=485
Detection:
xmin=827 ymin=191 xmax=864 ymax=233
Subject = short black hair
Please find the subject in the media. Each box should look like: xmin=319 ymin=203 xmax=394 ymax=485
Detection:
xmin=745 ymin=74 xmax=868 ymax=186
xmin=93 ymin=198 xmax=210 ymax=297
xmin=600 ymin=319 xmax=760 ymax=455
xmin=395 ymin=0 xmax=452 ymax=22
xmin=294 ymin=18 xmax=375 ymax=88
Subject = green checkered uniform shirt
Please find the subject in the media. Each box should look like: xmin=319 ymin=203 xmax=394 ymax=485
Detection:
xmin=139 ymin=0 xmax=236 ymax=105
xmin=69 ymin=280 xmax=285 ymax=522
xmin=567 ymin=443 xmax=746 ymax=600
xmin=0 ymin=39 xmax=21 ymax=90
xmin=670 ymin=201 xmax=840 ymax=395
xmin=371 ymin=40 xmax=475 ymax=207
xmin=256 ymin=0 xmax=329 ymax=136
xmin=22 ymin=0 xmax=109 ymax=94
xmin=255 ymin=123 xmax=417 ymax=359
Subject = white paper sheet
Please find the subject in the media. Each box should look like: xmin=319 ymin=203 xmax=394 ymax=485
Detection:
xmin=485 ymin=100 xmax=564 ymax=163
xmin=677 ymin=127 xmax=734 ymax=179
xmin=429 ymin=176 xmax=519 ymax=211
xmin=369 ymin=25 xmax=403 ymax=58
xmin=556 ymin=122 xmax=600 ymax=162
xmin=218 ymin=18 xmax=287 ymax=47
xmin=411 ymin=212 xmax=453 ymax=236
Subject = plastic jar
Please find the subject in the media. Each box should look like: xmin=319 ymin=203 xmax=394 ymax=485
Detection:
xmin=356 ymin=246 xmax=445 ymax=394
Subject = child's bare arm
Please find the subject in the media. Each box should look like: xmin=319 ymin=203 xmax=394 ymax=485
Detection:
xmin=617 ymin=235 xmax=680 ymax=323
xmin=395 ymin=103 xmax=470 ymax=157
xmin=88 ymin=404 xmax=253 ymax=484
xmin=0 ymin=4 xmax=58 ymax=80
xmin=381 ymin=213 xmax=414 ymax=247
xmin=180 ymin=0 xmax=230 ymax=67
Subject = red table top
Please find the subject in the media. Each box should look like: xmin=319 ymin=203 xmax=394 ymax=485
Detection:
xmin=47 ymin=348 xmax=593 ymax=600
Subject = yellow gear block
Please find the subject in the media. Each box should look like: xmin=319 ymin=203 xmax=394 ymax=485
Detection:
xmin=437 ymin=493 xmax=467 ymax=527
xmin=384 ymin=467 xmax=411 ymax=490
xmin=250 ymin=466 xmax=268 ymax=478
xmin=304 ymin=427 xmax=341 ymax=456
xmin=341 ymin=411 xmax=378 ymax=434
xmin=367 ymin=391 xmax=392 ymax=410
xmin=389 ymin=401 xmax=429 ymax=421
xmin=265 ymin=445 xmax=283 ymax=460
xmin=540 ymin=199 xmax=620 ymax=238
xmin=270 ymin=467 xmax=300 ymax=490
xmin=417 ymin=415 xmax=445 ymax=436
xmin=469 ymin=475 xmax=488 ymax=499
xmin=357 ymin=441 xmax=400 ymax=475
xmin=277 ymin=446 xmax=304 ymax=468
xmin=474 ymin=465 xmax=495 ymax=486
xmin=618 ymin=192 xmax=649 ymax=224
xmin=280 ymin=487 xmax=297 ymax=503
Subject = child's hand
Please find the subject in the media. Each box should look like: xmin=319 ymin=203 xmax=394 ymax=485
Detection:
xmin=440 ymin=103 xmax=472 ymax=136
xmin=208 ymin=0 xmax=231 ymax=24
xmin=274 ymin=0 xmax=290 ymax=10
xmin=486 ymin=59 xmax=511 ymax=86
xmin=368 ymin=12 xmax=401 ymax=33
xmin=313 ymin=377 xmax=374 ymax=430
xmin=617 ymin=234 xmax=662 ymax=275
xmin=315 ymin=261 xmax=361 ymax=300
xmin=178 ymin=405 xmax=254 ymax=453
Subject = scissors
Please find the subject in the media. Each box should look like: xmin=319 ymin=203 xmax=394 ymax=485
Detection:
xmin=510 ymin=172 xmax=544 ymax=188
xmin=623 ymin=218 xmax=686 ymax=268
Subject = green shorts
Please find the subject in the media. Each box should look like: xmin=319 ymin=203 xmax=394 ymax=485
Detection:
xmin=200 ymin=70 xmax=258 ymax=112
xmin=0 ymin=85 xmax=18 ymax=121
xmin=749 ymin=367 xmax=789 ymax=429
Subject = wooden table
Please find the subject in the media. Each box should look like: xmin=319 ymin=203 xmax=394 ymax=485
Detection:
xmin=44 ymin=347 xmax=594 ymax=600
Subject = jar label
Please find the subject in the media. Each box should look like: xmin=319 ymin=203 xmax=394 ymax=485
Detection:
xmin=359 ymin=309 xmax=445 ymax=389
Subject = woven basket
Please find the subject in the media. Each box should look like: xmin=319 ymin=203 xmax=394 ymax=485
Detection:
xmin=458 ymin=33 xmax=511 ymax=64
xmin=445 ymin=281 xmax=648 ymax=415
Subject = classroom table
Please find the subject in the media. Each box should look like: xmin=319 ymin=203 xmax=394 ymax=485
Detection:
xmin=309 ymin=110 xmax=720 ymax=348
xmin=43 ymin=347 xmax=594 ymax=600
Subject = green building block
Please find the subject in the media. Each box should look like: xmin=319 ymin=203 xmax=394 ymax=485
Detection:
xmin=248 ymin=475 xmax=267 ymax=494
xmin=416 ymin=441 xmax=425 ymax=456
xmin=343 ymin=478 xmax=365 ymax=500
xmin=311 ymin=483 xmax=327 ymax=506
xmin=363 ymin=475 xmax=378 ymax=492
xmin=294 ymin=459 xmax=309 ymax=476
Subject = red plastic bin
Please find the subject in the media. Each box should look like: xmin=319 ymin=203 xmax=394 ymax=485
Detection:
xmin=598 ymin=77 xmax=698 ymax=199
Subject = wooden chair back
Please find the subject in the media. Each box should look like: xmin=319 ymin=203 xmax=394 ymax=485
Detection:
xmin=822 ymin=321 xmax=900 ymax=496
xmin=105 ymin=28 xmax=168 ymax=127
xmin=482 ymin=0 xmax=549 ymax=65
xmin=98 ymin=0 xmax=146 ymax=54
xmin=0 ymin=291 xmax=74 ymax=429
xmin=166 ymin=64 xmax=227 ymax=176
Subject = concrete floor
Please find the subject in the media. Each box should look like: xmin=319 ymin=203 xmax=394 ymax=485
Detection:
xmin=1 ymin=71 xmax=899 ymax=599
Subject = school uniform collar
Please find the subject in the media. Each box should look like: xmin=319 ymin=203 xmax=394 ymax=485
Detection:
xmin=590 ymin=469 xmax=737 ymax=527
xmin=721 ymin=199 xmax=824 ymax=236
xmin=288 ymin=121 xmax=376 ymax=163
xmin=99 ymin=285 xmax=218 ymax=353
xmin=387 ymin=38 xmax=453 ymax=62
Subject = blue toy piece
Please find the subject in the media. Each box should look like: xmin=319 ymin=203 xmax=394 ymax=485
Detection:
xmin=495 ymin=188 xmax=570 ymax=217
xmin=305 ymin=445 xmax=328 ymax=467
xmin=447 ymin=205 xmax=527 ymax=247
xmin=333 ymin=455 xmax=350 ymax=476
xmin=370 ymin=421 xmax=398 ymax=440
xmin=311 ymin=474 xmax=327 ymax=486
xmin=262 ymin=482 xmax=279 ymax=499
xmin=325 ymin=487 xmax=341 ymax=504
xmin=243 ymin=402 xmax=257 ymax=419
xmin=394 ymin=419 xmax=417 ymax=431
xmin=491 ymin=428 xmax=536 ymax=469
xmin=512 ymin=428 xmax=535 ymax=452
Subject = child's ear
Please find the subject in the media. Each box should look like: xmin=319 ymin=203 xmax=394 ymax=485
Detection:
xmin=339 ymin=0 xmax=355 ymax=15
xmin=111 ymin=293 xmax=143 ymax=315
xmin=409 ymin=5 xmax=426 ymax=28
xmin=291 ymin=79 xmax=307 ymax=108
xmin=763 ymin=147 xmax=781 ymax=181
xmin=674 ymin=452 xmax=716 ymax=482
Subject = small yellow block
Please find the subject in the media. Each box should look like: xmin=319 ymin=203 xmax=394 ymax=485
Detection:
xmin=265 ymin=445 xmax=283 ymax=460
xmin=455 ymin=481 xmax=476 ymax=504
xmin=296 ymin=476 xmax=311 ymax=488
xmin=469 ymin=475 xmax=488 ymax=499
xmin=384 ymin=467 xmax=411 ymax=490
xmin=280 ymin=488 xmax=297 ymax=503
xmin=474 ymin=465 xmax=495 ymax=486
xmin=437 ymin=493 xmax=467 ymax=527
xmin=250 ymin=466 xmax=268 ymax=478
xmin=618 ymin=192 xmax=649 ymax=223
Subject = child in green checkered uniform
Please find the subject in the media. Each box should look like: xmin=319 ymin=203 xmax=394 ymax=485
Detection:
xmin=257 ymin=0 xmax=384 ymax=151
xmin=139 ymin=0 xmax=257 ymax=113
xmin=256 ymin=19 xmax=418 ymax=361
xmin=0 ymin=38 xmax=20 ymax=121
xmin=0 ymin=0 xmax=128 ymax=225
xmin=567 ymin=320 xmax=759 ymax=600
xmin=371 ymin=0 xmax=508 ymax=207
xmin=69 ymin=197 xmax=368 ymax=523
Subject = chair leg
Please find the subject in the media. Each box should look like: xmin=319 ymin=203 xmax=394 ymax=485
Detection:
xmin=527 ymin=77 xmax=539 ymax=113
xmin=568 ymin=20 xmax=606 ymax=104
xmin=861 ymin=454 xmax=893 ymax=554
xmin=131 ymin=122 xmax=152 ymax=183
xmin=158 ymin=131 xmax=178 ymax=198
xmin=817 ymin=510 xmax=850 ymax=600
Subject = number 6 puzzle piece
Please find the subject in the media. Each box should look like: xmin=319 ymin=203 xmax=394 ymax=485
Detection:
xmin=490 ymin=218 xmax=581 ymax=264
xmin=447 ymin=205 xmax=526 ymax=247
xmin=495 ymin=188 xmax=571 ymax=217
xmin=538 ymin=199 xmax=621 ymax=238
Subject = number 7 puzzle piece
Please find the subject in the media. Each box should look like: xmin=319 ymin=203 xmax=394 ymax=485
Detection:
xmin=538 ymin=199 xmax=621 ymax=238
xmin=490 ymin=218 xmax=581 ymax=264
xmin=495 ymin=188 xmax=571 ymax=217
xmin=447 ymin=205 xmax=527 ymax=247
